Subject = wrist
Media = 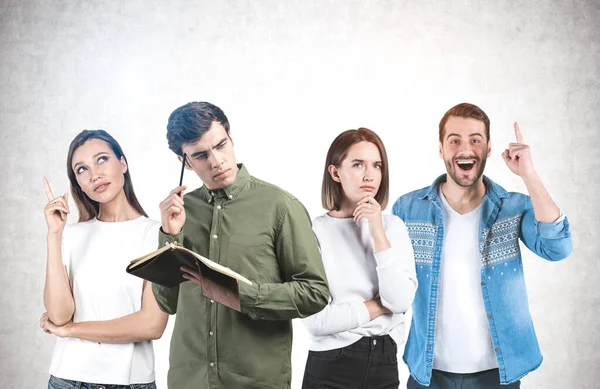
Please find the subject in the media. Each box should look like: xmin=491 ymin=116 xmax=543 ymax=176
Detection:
xmin=47 ymin=231 xmax=63 ymax=241
xmin=521 ymin=170 xmax=541 ymax=186
xmin=67 ymin=321 xmax=76 ymax=337
xmin=368 ymin=221 xmax=385 ymax=239
xmin=60 ymin=321 xmax=75 ymax=338
xmin=370 ymin=227 xmax=391 ymax=253
xmin=162 ymin=226 xmax=181 ymax=235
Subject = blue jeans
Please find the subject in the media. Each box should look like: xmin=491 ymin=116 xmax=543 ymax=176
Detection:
xmin=48 ymin=376 xmax=157 ymax=389
xmin=407 ymin=369 xmax=521 ymax=389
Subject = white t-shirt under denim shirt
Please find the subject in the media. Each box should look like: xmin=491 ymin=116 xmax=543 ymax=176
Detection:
xmin=49 ymin=216 xmax=161 ymax=385
xmin=302 ymin=214 xmax=417 ymax=351
xmin=433 ymin=188 xmax=498 ymax=373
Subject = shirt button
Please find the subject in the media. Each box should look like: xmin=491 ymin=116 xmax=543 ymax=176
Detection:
xmin=373 ymin=339 xmax=377 ymax=345
xmin=488 ymin=314 xmax=492 ymax=319
xmin=213 ymin=234 xmax=218 ymax=239
xmin=495 ymin=347 xmax=500 ymax=352
xmin=210 ymin=362 xmax=215 ymax=367
xmin=210 ymin=300 xmax=214 ymax=304
xmin=217 ymin=205 xmax=222 ymax=210
xmin=209 ymin=331 xmax=214 ymax=336
xmin=481 ymin=281 xmax=486 ymax=286
xmin=229 ymin=194 xmax=233 ymax=199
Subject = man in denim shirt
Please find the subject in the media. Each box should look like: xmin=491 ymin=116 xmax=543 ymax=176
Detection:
xmin=393 ymin=103 xmax=572 ymax=388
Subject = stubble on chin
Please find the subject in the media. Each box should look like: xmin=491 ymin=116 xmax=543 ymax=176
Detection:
xmin=444 ymin=158 xmax=487 ymax=188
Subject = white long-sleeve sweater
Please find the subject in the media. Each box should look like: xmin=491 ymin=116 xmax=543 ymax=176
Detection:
xmin=302 ymin=213 xmax=417 ymax=351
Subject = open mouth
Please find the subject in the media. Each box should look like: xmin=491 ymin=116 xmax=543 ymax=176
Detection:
xmin=455 ymin=159 xmax=476 ymax=172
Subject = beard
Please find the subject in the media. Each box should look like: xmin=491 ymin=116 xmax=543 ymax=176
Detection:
xmin=444 ymin=155 xmax=487 ymax=188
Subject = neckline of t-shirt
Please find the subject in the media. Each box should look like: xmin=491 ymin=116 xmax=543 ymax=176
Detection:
xmin=322 ymin=212 xmax=368 ymax=224
xmin=92 ymin=215 xmax=147 ymax=225
xmin=438 ymin=188 xmax=482 ymax=217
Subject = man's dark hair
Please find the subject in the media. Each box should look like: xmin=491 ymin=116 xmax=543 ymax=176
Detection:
xmin=439 ymin=102 xmax=490 ymax=142
xmin=166 ymin=102 xmax=230 ymax=156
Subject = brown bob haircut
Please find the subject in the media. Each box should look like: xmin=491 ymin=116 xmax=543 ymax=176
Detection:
xmin=322 ymin=128 xmax=390 ymax=211
xmin=66 ymin=129 xmax=148 ymax=222
xmin=439 ymin=103 xmax=491 ymax=142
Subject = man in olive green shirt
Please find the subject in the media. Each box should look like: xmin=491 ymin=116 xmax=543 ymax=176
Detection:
xmin=154 ymin=101 xmax=329 ymax=389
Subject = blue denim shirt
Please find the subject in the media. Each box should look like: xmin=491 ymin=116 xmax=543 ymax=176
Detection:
xmin=392 ymin=175 xmax=572 ymax=385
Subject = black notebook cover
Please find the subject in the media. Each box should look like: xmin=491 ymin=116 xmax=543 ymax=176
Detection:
xmin=126 ymin=247 xmax=200 ymax=288
xmin=126 ymin=246 xmax=242 ymax=311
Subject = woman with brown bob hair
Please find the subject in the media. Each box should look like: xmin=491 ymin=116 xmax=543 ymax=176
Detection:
xmin=39 ymin=130 xmax=167 ymax=389
xmin=302 ymin=128 xmax=418 ymax=389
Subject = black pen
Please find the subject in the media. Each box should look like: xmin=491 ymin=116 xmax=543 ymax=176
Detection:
xmin=179 ymin=153 xmax=187 ymax=195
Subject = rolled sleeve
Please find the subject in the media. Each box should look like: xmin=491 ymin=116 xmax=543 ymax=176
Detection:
xmin=521 ymin=206 xmax=572 ymax=261
xmin=535 ymin=211 xmax=567 ymax=239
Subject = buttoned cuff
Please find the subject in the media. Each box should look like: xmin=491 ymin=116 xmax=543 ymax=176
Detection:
xmin=239 ymin=281 xmax=260 ymax=319
xmin=158 ymin=227 xmax=184 ymax=248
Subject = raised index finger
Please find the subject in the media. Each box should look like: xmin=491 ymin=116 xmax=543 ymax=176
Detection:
xmin=514 ymin=122 xmax=524 ymax=144
xmin=43 ymin=177 xmax=55 ymax=201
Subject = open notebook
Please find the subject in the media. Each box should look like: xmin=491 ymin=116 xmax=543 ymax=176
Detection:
xmin=126 ymin=242 xmax=251 ymax=311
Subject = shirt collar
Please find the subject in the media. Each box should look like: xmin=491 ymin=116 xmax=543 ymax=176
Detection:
xmin=421 ymin=174 xmax=508 ymax=203
xmin=199 ymin=163 xmax=250 ymax=204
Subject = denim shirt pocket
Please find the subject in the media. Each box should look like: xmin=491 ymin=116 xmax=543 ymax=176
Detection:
xmin=480 ymin=214 xmax=522 ymax=268
xmin=404 ymin=221 xmax=437 ymax=266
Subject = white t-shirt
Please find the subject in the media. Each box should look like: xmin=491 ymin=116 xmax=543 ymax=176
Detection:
xmin=49 ymin=216 xmax=161 ymax=385
xmin=302 ymin=214 xmax=417 ymax=351
xmin=433 ymin=189 xmax=498 ymax=373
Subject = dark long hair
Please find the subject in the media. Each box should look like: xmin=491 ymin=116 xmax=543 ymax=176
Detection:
xmin=66 ymin=130 xmax=148 ymax=222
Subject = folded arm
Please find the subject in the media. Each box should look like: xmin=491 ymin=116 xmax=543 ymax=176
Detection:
xmin=375 ymin=216 xmax=418 ymax=314
xmin=42 ymin=280 xmax=168 ymax=343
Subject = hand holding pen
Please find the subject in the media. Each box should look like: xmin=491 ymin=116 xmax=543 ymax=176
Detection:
xmin=160 ymin=154 xmax=187 ymax=235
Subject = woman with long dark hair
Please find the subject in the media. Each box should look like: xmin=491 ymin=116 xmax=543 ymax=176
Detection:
xmin=302 ymin=128 xmax=418 ymax=389
xmin=40 ymin=130 xmax=167 ymax=389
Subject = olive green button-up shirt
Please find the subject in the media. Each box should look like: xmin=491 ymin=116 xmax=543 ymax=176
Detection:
xmin=152 ymin=164 xmax=329 ymax=389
